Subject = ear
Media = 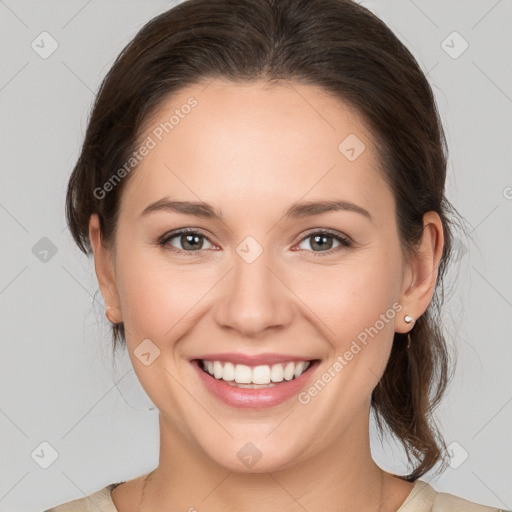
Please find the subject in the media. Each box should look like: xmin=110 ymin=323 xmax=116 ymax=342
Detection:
xmin=89 ymin=213 xmax=122 ymax=324
xmin=396 ymin=211 xmax=444 ymax=334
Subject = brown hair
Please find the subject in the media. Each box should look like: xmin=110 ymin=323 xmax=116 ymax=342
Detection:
xmin=65 ymin=0 xmax=468 ymax=482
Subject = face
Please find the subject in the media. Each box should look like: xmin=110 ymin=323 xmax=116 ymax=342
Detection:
xmin=90 ymin=79 xmax=438 ymax=473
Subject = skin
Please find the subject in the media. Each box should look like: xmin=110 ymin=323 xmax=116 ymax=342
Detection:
xmin=89 ymin=79 xmax=444 ymax=512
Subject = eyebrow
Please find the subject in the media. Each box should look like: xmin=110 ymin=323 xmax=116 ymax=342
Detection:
xmin=138 ymin=198 xmax=372 ymax=222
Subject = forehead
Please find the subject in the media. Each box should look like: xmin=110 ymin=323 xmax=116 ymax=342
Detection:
xmin=120 ymin=79 xmax=393 ymax=226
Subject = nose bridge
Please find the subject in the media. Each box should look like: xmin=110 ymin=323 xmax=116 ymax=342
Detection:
xmin=213 ymin=235 xmax=293 ymax=335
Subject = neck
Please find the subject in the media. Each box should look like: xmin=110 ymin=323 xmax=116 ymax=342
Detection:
xmin=140 ymin=409 xmax=390 ymax=512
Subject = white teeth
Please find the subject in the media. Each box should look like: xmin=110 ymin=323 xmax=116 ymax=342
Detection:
xmin=234 ymin=364 xmax=252 ymax=384
xmin=294 ymin=361 xmax=309 ymax=378
xmin=283 ymin=362 xmax=295 ymax=381
xmin=252 ymin=365 xmax=271 ymax=385
xmin=270 ymin=364 xmax=284 ymax=383
xmin=213 ymin=361 xmax=223 ymax=379
xmin=201 ymin=360 xmax=311 ymax=385
xmin=223 ymin=362 xmax=235 ymax=381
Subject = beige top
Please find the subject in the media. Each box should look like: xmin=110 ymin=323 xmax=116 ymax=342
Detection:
xmin=44 ymin=479 xmax=508 ymax=511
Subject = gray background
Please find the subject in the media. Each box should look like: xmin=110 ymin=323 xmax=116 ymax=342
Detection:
xmin=0 ymin=1 xmax=511 ymax=511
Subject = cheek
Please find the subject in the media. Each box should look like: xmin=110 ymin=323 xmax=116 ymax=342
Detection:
xmin=296 ymin=265 xmax=402 ymax=410
xmin=114 ymin=247 xmax=217 ymax=343
xmin=294 ymin=255 xmax=401 ymax=339
xmin=115 ymin=235 xmax=403 ymax=352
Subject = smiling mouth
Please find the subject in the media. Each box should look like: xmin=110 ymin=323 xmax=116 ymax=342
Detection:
xmin=195 ymin=359 xmax=318 ymax=388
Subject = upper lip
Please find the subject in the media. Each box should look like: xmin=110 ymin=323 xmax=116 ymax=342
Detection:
xmin=192 ymin=353 xmax=316 ymax=366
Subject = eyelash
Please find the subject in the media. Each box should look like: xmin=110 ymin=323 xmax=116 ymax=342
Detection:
xmin=157 ymin=228 xmax=353 ymax=257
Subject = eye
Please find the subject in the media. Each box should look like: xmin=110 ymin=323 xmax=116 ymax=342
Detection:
xmin=157 ymin=228 xmax=353 ymax=256
xmin=158 ymin=229 xmax=216 ymax=254
xmin=295 ymin=230 xmax=352 ymax=256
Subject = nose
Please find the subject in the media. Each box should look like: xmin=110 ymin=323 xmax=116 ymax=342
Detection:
xmin=212 ymin=245 xmax=295 ymax=337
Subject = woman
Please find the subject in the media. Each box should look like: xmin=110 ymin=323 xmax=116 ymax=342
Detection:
xmin=45 ymin=0 xmax=507 ymax=510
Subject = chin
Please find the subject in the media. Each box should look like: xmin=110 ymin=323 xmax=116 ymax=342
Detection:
xmin=194 ymin=430 xmax=311 ymax=474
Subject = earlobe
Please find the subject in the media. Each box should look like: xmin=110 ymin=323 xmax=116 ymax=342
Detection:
xmin=396 ymin=211 xmax=444 ymax=333
xmin=88 ymin=214 xmax=122 ymax=323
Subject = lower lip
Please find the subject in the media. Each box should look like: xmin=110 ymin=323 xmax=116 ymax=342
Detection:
xmin=192 ymin=360 xmax=319 ymax=409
